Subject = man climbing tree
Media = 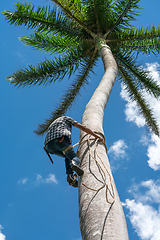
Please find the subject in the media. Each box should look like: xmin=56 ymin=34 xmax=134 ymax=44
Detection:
xmin=44 ymin=115 xmax=103 ymax=187
xmin=3 ymin=0 xmax=160 ymax=239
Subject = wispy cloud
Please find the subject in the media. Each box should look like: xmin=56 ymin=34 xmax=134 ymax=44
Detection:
xmin=18 ymin=174 xmax=58 ymax=186
xmin=120 ymin=62 xmax=160 ymax=128
xmin=120 ymin=84 xmax=146 ymax=127
xmin=141 ymin=180 xmax=160 ymax=203
xmin=108 ymin=139 xmax=128 ymax=159
xmin=124 ymin=199 xmax=160 ymax=240
xmin=45 ymin=174 xmax=58 ymax=184
xmin=147 ymin=134 xmax=160 ymax=170
xmin=35 ymin=174 xmax=44 ymax=185
xmin=14 ymin=50 xmax=26 ymax=64
xmin=18 ymin=177 xmax=28 ymax=185
xmin=123 ymin=179 xmax=160 ymax=240
xmin=108 ymin=139 xmax=128 ymax=171
xmin=128 ymin=179 xmax=160 ymax=204
xmin=120 ymin=62 xmax=160 ymax=170
xmin=146 ymin=62 xmax=160 ymax=85
xmin=140 ymin=134 xmax=160 ymax=170
xmin=35 ymin=174 xmax=58 ymax=185
xmin=0 ymin=225 xmax=6 ymax=240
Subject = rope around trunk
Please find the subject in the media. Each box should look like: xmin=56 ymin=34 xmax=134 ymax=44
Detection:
xmin=74 ymin=132 xmax=115 ymax=205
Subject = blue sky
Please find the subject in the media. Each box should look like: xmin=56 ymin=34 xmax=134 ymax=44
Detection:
xmin=1 ymin=0 xmax=160 ymax=240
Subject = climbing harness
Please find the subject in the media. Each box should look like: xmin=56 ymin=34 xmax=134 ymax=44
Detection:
xmin=62 ymin=145 xmax=73 ymax=155
xmin=76 ymin=132 xmax=115 ymax=205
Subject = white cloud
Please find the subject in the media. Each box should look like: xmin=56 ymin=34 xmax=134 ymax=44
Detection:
xmin=120 ymin=62 xmax=160 ymax=170
xmin=147 ymin=134 xmax=160 ymax=170
xmin=18 ymin=174 xmax=58 ymax=186
xmin=140 ymin=134 xmax=150 ymax=146
xmin=128 ymin=179 xmax=160 ymax=204
xmin=120 ymin=62 xmax=160 ymax=129
xmin=0 ymin=225 xmax=6 ymax=240
xmin=18 ymin=177 xmax=28 ymax=185
xmin=45 ymin=174 xmax=58 ymax=184
xmin=34 ymin=174 xmax=58 ymax=185
xmin=146 ymin=62 xmax=160 ymax=84
xmin=141 ymin=180 xmax=160 ymax=203
xmin=120 ymin=83 xmax=146 ymax=127
xmin=35 ymin=174 xmax=44 ymax=185
xmin=140 ymin=133 xmax=160 ymax=170
xmin=108 ymin=139 xmax=128 ymax=171
xmin=123 ymin=179 xmax=160 ymax=240
xmin=108 ymin=139 xmax=128 ymax=159
xmin=124 ymin=199 xmax=160 ymax=240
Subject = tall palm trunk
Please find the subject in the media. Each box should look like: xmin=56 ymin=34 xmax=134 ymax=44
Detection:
xmin=78 ymin=42 xmax=129 ymax=240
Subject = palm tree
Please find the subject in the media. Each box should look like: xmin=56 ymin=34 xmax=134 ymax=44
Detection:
xmin=3 ymin=0 xmax=160 ymax=239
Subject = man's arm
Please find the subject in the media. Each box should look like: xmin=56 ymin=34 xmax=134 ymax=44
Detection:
xmin=74 ymin=122 xmax=104 ymax=142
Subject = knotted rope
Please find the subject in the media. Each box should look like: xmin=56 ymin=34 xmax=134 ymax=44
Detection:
xmin=44 ymin=131 xmax=115 ymax=204
xmin=76 ymin=132 xmax=115 ymax=205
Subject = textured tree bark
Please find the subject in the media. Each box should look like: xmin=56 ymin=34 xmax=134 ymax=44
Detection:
xmin=78 ymin=43 xmax=129 ymax=240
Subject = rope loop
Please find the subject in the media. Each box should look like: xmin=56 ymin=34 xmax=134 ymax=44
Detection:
xmin=74 ymin=132 xmax=115 ymax=205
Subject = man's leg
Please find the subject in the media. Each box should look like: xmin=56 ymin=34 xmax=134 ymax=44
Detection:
xmin=54 ymin=136 xmax=83 ymax=176
xmin=65 ymin=157 xmax=78 ymax=187
xmin=47 ymin=136 xmax=83 ymax=185
xmin=64 ymin=146 xmax=84 ymax=176
xmin=65 ymin=157 xmax=73 ymax=175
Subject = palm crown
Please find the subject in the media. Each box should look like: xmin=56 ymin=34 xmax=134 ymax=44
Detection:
xmin=3 ymin=0 xmax=160 ymax=136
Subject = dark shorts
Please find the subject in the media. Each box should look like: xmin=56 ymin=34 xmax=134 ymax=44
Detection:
xmin=45 ymin=136 xmax=72 ymax=157
xmin=45 ymin=136 xmax=80 ymax=175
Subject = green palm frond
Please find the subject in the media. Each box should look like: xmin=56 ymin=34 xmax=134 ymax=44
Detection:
xmin=92 ymin=0 xmax=101 ymax=32
xmin=118 ymin=64 xmax=159 ymax=136
xmin=120 ymin=42 xmax=160 ymax=56
xmin=52 ymin=0 xmax=86 ymax=21
xmin=83 ymin=0 xmax=113 ymax=34
xmin=105 ymin=0 xmax=140 ymax=37
xmin=92 ymin=0 xmax=114 ymax=33
xmin=113 ymin=25 xmax=160 ymax=55
xmin=51 ymin=0 xmax=96 ymax=38
xmin=115 ymin=25 xmax=160 ymax=42
xmin=20 ymin=31 xmax=80 ymax=54
xmin=3 ymin=0 xmax=160 ymax=136
xmin=115 ymin=52 xmax=160 ymax=98
xmin=35 ymin=49 xmax=98 ymax=135
xmin=2 ymin=1 xmax=80 ymax=36
xmin=7 ymin=51 xmax=84 ymax=87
